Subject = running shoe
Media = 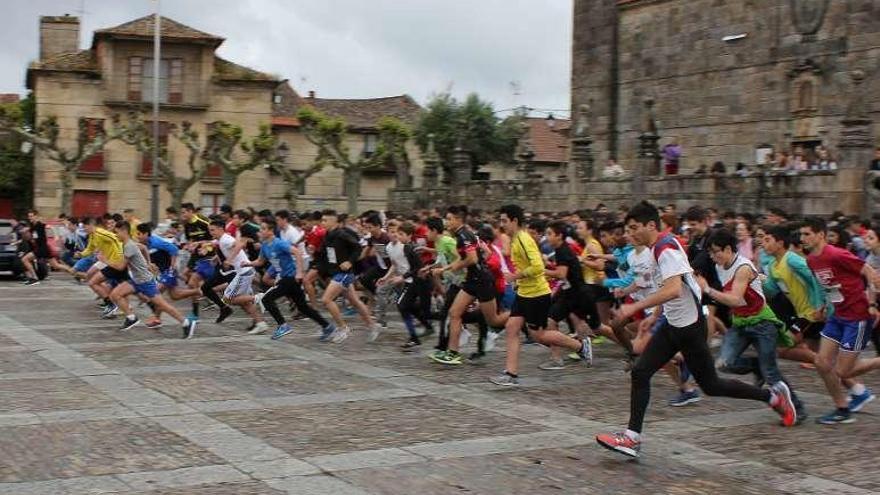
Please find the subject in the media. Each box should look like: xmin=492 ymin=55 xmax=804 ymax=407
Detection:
xmin=849 ymin=389 xmax=875 ymax=413
xmin=101 ymin=304 xmax=120 ymax=319
xmin=769 ymin=381 xmax=797 ymax=427
xmin=579 ymin=337 xmax=593 ymax=367
xmin=319 ymin=323 xmax=337 ymax=342
xmin=119 ymin=316 xmax=140 ymax=331
xmin=215 ymin=306 xmax=234 ymax=324
xmin=144 ymin=317 xmax=163 ymax=329
xmin=248 ymin=321 xmax=270 ymax=335
xmin=467 ymin=351 xmax=486 ymax=364
xmin=366 ymin=326 xmax=381 ymax=343
xmin=596 ymin=431 xmax=641 ymax=458
xmin=816 ymin=409 xmax=855 ymax=425
xmin=668 ymin=389 xmax=701 ymax=407
xmin=342 ymin=307 xmax=357 ymax=317
xmin=431 ymin=350 xmax=462 ymax=365
xmin=271 ymin=323 xmax=293 ymax=340
xmin=24 ymin=278 xmax=41 ymax=286
xmin=539 ymin=358 xmax=566 ymax=370
xmin=592 ymin=335 xmax=608 ymax=345
xmin=331 ymin=326 xmax=351 ymax=344
xmin=485 ymin=330 xmax=499 ymax=352
xmin=489 ymin=372 xmax=520 ymax=387
xmin=182 ymin=318 xmax=197 ymax=339
xmin=401 ymin=340 xmax=421 ymax=352
xmin=566 ymin=352 xmax=581 ymax=362
xmin=253 ymin=292 xmax=266 ymax=313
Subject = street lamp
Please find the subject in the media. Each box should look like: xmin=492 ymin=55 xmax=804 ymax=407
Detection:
xmin=149 ymin=0 xmax=162 ymax=225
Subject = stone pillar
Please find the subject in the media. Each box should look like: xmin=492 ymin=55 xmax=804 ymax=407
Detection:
xmin=517 ymin=140 xmax=539 ymax=180
xmin=836 ymin=70 xmax=875 ymax=216
xmin=450 ymin=138 xmax=472 ymax=189
xmin=569 ymin=104 xmax=595 ymax=179
xmin=634 ymin=98 xmax=660 ymax=203
xmin=421 ymin=134 xmax=440 ymax=190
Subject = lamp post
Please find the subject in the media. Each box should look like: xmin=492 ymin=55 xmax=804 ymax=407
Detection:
xmin=149 ymin=0 xmax=162 ymax=224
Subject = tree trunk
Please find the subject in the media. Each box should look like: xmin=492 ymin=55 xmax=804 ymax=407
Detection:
xmin=222 ymin=171 xmax=238 ymax=209
xmin=345 ymin=168 xmax=361 ymax=214
xmin=59 ymin=164 xmax=74 ymax=216
xmin=169 ymin=180 xmax=186 ymax=212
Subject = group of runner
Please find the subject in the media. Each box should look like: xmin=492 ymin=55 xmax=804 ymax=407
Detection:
xmin=11 ymin=199 xmax=880 ymax=459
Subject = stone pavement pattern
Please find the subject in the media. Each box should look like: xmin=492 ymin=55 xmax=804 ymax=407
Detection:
xmin=0 ymin=280 xmax=878 ymax=494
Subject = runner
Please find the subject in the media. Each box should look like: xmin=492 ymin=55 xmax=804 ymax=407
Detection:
xmin=799 ymin=218 xmax=880 ymax=424
xmin=379 ymin=222 xmax=433 ymax=349
xmin=596 ymin=201 xmax=796 ymax=458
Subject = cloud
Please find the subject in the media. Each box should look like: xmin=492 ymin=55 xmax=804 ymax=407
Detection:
xmin=2 ymin=0 xmax=572 ymax=116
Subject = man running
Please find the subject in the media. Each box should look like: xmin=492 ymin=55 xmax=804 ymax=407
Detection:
xmin=800 ymin=218 xmax=880 ymax=424
xmin=596 ymin=201 xmax=796 ymax=458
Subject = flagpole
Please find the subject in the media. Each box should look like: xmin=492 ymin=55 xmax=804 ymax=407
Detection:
xmin=149 ymin=0 xmax=161 ymax=224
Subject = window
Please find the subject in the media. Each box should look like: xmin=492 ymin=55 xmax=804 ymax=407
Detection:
xmin=132 ymin=58 xmax=184 ymax=104
xmin=79 ymin=118 xmax=105 ymax=173
xmin=363 ymin=134 xmax=378 ymax=157
xmin=200 ymin=193 xmax=224 ymax=216
xmin=140 ymin=121 xmax=170 ymax=176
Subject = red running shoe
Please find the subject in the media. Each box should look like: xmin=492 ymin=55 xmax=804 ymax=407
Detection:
xmin=596 ymin=431 xmax=641 ymax=458
xmin=769 ymin=381 xmax=797 ymax=427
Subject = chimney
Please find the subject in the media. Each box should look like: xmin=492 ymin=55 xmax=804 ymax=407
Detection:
xmin=40 ymin=15 xmax=80 ymax=61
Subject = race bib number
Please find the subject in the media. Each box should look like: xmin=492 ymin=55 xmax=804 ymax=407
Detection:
xmin=827 ymin=286 xmax=844 ymax=304
xmin=326 ymin=247 xmax=337 ymax=264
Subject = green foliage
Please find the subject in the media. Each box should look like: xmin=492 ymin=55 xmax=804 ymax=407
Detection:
xmin=0 ymin=96 xmax=34 ymax=209
xmin=414 ymin=92 xmax=519 ymax=172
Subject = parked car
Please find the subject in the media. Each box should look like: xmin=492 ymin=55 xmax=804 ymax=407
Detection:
xmin=0 ymin=219 xmax=18 ymax=274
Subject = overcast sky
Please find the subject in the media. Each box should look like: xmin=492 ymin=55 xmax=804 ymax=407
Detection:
xmin=2 ymin=0 xmax=573 ymax=117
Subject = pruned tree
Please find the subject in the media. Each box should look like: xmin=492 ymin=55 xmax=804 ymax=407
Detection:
xmin=0 ymin=102 xmax=122 ymax=215
xmin=118 ymin=112 xmax=208 ymax=211
xmin=203 ymin=122 xmax=288 ymax=208
xmin=297 ymin=106 xmax=412 ymax=214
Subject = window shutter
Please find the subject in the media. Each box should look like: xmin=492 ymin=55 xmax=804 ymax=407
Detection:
xmin=80 ymin=119 xmax=105 ymax=173
xmin=128 ymin=57 xmax=142 ymax=101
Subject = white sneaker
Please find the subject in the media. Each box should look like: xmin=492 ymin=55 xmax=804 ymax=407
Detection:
xmin=331 ymin=326 xmax=351 ymax=344
xmin=248 ymin=321 xmax=269 ymax=335
xmin=253 ymin=292 xmax=266 ymax=313
xmin=367 ymin=326 xmax=381 ymax=343
xmin=459 ymin=328 xmax=472 ymax=349
xmin=485 ymin=331 xmax=499 ymax=352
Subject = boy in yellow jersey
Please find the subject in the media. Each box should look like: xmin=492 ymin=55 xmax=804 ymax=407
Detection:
xmin=490 ymin=205 xmax=592 ymax=387
xmin=79 ymin=217 xmax=128 ymax=317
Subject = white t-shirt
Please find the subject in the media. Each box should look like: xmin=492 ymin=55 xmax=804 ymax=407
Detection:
xmin=628 ymin=247 xmax=657 ymax=305
xmin=218 ymin=233 xmax=250 ymax=272
xmin=386 ymin=240 xmax=411 ymax=281
xmin=653 ymin=238 xmax=701 ymax=327
xmin=280 ymin=225 xmax=308 ymax=262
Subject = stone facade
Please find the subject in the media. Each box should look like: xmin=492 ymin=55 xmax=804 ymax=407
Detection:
xmin=572 ymin=0 xmax=880 ymax=171
xmin=26 ymin=15 xmax=424 ymax=218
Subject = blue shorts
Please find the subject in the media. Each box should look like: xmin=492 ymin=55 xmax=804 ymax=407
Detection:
xmin=132 ymin=279 xmax=159 ymax=298
xmin=73 ymin=255 xmax=97 ymax=273
xmin=332 ymin=272 xmax=356 ymax=288
xmin=501 ymin=284 xmax=515 ymax=311
xmin=158 ymin=269 xmax=178 ymax=288
xmin=821 ymin=315 xmax=872 ymax=352
xmin=194 ymin=259 xmax=216 ymax=281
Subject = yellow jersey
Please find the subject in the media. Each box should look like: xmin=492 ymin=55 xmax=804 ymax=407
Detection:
xmin=510 ymin=230 xmax=550 ymax=298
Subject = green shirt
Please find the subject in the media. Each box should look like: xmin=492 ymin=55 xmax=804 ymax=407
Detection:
xmin=436 ymin=234 xmax=463 ymax=285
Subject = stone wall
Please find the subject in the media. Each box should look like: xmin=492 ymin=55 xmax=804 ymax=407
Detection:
xmin=573 ymin=0 xmax=880 ymax=172
xmin=389 ymin=168 xmax=876 ymax=217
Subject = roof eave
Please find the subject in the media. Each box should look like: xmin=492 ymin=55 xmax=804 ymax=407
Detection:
xmin=92 ymin=32 xmax=224 ymax=48
xmin=26 ymin=67 xmax=101 ymax=89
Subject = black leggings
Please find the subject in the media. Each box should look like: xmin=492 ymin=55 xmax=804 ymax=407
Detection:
xmin=397 ymin=280 xmax=433 ymax=329
xmin=628 ymin=316 xmax=771 ymax=433
xmin=202 ymin=271 xmax=235 ymax=308
xmin=263 ymin=277 xmax=328 ymax=328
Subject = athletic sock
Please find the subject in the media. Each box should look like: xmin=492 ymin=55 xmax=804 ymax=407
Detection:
xmin=624 ymin=429 xmax=640 ymax=441
xmin=850 ymin=383 xmax=866 ymax=396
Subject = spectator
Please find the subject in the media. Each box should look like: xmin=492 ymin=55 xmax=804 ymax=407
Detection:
xmin=814 ymin=146 xmax=838 ymax=171
xmin=735 ymin=222 xmax=754 ymax=261
xmin=603 ymin=159 xmax=625 ymax=178
xmin=710 ymin=161 xmax=727 ymax=175
xmin=735 ymin=162 xmax=749 ymax=177
xmin=662 ymin=140 xmax=682 ymax=175
xmin=694 ymin=163 xmax=708 ymax=174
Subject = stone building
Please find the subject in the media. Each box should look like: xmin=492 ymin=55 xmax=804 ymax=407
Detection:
xmin=26 ymin=14 xmax=424 ymax=218
xmin=572 ymin=0 xmax=880 ymax=171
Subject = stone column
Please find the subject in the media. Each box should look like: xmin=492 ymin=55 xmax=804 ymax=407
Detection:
xmin=836 ymin=70 xmax=875 ymax=216
xmin=569 ymin=104 xmax=595 ymax=179
xmin=450 ymin=137 xmax=472 ymax=190
xmin=421 ymin=134 xmax=440 ymax=190
xmin=634 ymin=98 xmax=660 ymax=203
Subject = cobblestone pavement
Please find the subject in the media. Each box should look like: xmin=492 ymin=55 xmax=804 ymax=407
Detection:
xmin=0 ymin=280 xmax=878 ymax=494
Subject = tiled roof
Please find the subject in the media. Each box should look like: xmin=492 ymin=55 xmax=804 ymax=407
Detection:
xmin=214 ymin=56 xmax=276 ymax=82
xmin=524 ymin=117 xmax=570 ymax=164
xmin=271 ymin=116 xmax=301 ymax=127
xmin=0 ymin=94 xmax=20 ymax=104
xmin=310 ymin=95 xmax=422 ymax=130
xmin=272 ymin=81 xmax=305 ymax=118
xmin=29 ymin=49 xmax=98 ymax=72
xmin=94 ymin=15 xmax=223 ymax=45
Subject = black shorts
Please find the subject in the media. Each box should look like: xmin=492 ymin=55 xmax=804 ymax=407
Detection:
xmin=792 ymin=318 xmax=824 ymax=340
xmin=461 ymin=273 xmax=497 ymax=303
xmin=549 ymin=289 xmax=600 ymax=329
xmin=511 ymin=293 xmax=552 ymax=330
xmin=101 ymin=266 xmax=129 ymax=283
xmin=585 ymin=284 xmax=613 ymax=303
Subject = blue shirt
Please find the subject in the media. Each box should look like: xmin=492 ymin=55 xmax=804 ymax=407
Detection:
xmin=261 ymin=237 xmax=296 ymax=278
xmin=147 ymin=235 xmax=179 ymax=257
